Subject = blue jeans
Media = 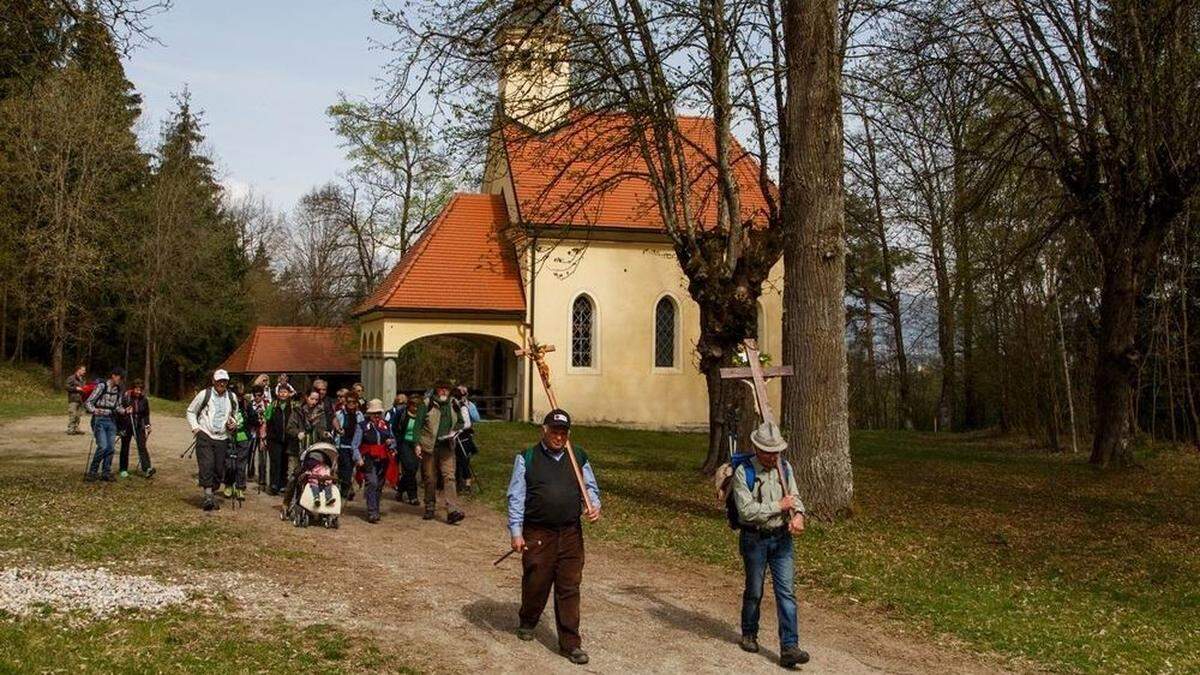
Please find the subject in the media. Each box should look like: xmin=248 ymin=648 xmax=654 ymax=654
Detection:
xmin=739 ymin=528 xmax=798 ymax=648
xmin=89 ymin=415 xmax=118 ymax=476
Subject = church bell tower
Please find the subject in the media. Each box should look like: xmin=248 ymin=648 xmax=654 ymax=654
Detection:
xmin=497 ymin=0 xmax=571 ymax=133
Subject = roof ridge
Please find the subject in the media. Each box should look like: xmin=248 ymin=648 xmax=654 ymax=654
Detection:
xmin=244 ymin=327 xmax=260 ymax=371
xmin=363 ymin=192 xmax=465 ymax=314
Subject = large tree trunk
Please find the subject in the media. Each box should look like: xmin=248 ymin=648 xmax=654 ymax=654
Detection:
xmin=931 ymin=219 xmax=956 ymax=431
xmin=780 ymin=0 xmax=853 ymax=520
xmin=51 ymin=305 xmax=66 ymax=384
xmin=1089 ymin=253 xmax=1140 ymax=466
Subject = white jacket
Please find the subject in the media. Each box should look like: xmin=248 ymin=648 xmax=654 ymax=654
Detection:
xmin=186 ymin=387 xmax=239 ymax=440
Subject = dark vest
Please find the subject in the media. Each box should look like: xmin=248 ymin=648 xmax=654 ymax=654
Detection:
xmin=524 ymin=444 xmax=583 ymax=527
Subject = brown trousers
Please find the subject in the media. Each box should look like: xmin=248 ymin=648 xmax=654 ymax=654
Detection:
xmin=421 ymin=440 xmax=459 ymax=514
xmin=519 ymin=522 xmax=585 ymax=651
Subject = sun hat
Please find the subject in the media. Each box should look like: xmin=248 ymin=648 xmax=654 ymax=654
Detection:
xmin=750 ymin=421 xmax=788 ymax=453
xmin=365 ymin=398 xmax=385 ymax=414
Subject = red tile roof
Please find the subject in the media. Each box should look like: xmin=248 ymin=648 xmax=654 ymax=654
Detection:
xmin=353 ymin=193 xmax=526 ymax=316
xmin=220 ymin=326 xmax=359 ymax=374
xmin=502 ymin=113 xmax=773 ymax=230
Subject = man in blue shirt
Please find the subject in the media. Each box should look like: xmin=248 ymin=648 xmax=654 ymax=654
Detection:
xmin=506 ymin=409 xmax=601 ymax=665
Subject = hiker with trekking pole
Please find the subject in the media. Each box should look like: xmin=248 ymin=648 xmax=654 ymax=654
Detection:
xmin=116 ymin=378 xmax=155 ymax=479
xmin=185 ymin=369 xmax=240 ymax=511
xmin=84 ymin=367 xmax=125 ymax=482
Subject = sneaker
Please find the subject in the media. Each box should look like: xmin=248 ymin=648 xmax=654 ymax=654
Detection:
xmin=222 ymin=486 xmax=234 ymax=499
xmin=119 ymin=471 xmax=129 ymax=479
xmin=234 ymin=488 xmax=245 ymax=501
xmin=406 ymin=495 xmax=420 ymax=506
xmin=516 ymin=626 xmax=536 ymax=641
xmin=780 ymin=646 xmax=810 ymax=668
xmin=202 ymin=496 xmax=216 ymax=511
xmin=561 ymin=648 xmax=589 ymax=665
xmin=394 ymin=491 xmax=404 ymax=502
xmin=422 ymin=509 xmax=435 ymax=521
xmin=447 ymin=511 xmax=466 ymax=525
xmin=144 ymin=467 xmax=157 ymax=478
xmin=739 ymin=635 xmax=759 ymax=653
xmin=84 ymin=473 xmax=98 ymax=483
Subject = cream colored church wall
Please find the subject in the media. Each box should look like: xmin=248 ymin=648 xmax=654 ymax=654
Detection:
xmin=528 ymin=238 xmax=783 ymax=431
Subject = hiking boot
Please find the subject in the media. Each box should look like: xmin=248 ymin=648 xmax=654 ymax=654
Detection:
xmin=119 ymin=470 xmax=129 ymax=479
xmin=447 ymin=511 xmax=466 ymax=525
xmin=516 ymin=626 xmax=536 ymax=641
xmin=395 ymin=491 xmax=404 ymax=502
xmin=202 ymin=496 xmax=216 ymax=511
xmin=407 ymin=495 xmax=420 ymax=506
xmin=144 ymin=467 xmax=157 ymax=478
xmin=561 ymin=647 xmax=589 ymax=665
xmin=423 ymin=507 xmax=435 ymax=520
xmin=84 ymin=473 xmax=99 ymax=483
xmin=780 ymin=646 xmax=810 ymax=668
xmin=367 ymin=513 xmax=380 ymax=524
xmin=739 ymin=635 xmax=759 ymax=653
xmin=100 ymin=473 xmax=115 ymax=482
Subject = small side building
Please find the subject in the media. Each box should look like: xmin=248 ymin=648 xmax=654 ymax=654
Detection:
xmin=219 ymin=326 xmax=360 ymax=393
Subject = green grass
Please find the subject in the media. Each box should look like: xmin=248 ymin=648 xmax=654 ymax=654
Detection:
xmin=0 ymin=612 xmax=411 ymax=673
xmin=0 ymin=361 xmax=186 ymax=422
xmin=471 ymin=422 xmax=1200 ymax=673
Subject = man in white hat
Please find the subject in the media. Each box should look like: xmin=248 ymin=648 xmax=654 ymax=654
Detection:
xmin=185 ymin=369 xmax=240 ymax=511
xmin=731 ymin=421 xmax=809 ymax=668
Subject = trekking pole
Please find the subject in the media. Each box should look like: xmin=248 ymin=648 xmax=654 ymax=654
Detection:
xmin=180 ymin=437 xmax=197 ymax=459
xmin=82 ymin=435 xmax=96 ymax=478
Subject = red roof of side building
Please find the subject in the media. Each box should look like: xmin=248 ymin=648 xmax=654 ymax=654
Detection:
xmin=220 ymin=326 xmax=359 ymax=374
xmin=502 ymin=113 xmax=773 ymax=231
xmin=353 ymin=193 xmax=526 ymax=316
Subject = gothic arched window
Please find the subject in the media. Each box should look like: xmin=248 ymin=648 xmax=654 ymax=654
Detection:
xmin=571 ymin=294 xmax=595 ymax=368
xmin=654 ymin=296 xmax=677 ymax=368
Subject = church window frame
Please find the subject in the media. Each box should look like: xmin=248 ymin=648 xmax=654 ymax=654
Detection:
xmin=568 ymin=292 xmax=599 ymax=372
xmin=652 ymin=294 xmax=681 ymax=371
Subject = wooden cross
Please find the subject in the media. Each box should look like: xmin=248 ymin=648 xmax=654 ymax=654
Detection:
xmin=718 ymin=338 xmax=793 ymax=426
xmin=515 ymin=338 xmax=596 ymax=513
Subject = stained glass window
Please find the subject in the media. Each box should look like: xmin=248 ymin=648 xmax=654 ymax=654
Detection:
xmin=571 ymin=295 xmax=594 ymax=367
xmin=655 ymin=297 xmax=676 ymax=367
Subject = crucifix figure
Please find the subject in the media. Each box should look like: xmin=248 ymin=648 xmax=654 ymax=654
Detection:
xmin=515 ymin=338 xmax=596 ymax=513
xmin=718 ymin=338 xmax=793 ymax=426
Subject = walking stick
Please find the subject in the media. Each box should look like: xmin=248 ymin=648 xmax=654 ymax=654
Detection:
xmin=515 ymin=338 xmax=595 ymax=514
xmin=82 ymin=434 xmax=95 ymax=478
xmin=180 ymin=437 xmax=197 ymax=459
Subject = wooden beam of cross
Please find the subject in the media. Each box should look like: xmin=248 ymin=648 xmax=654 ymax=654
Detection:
xmin=718 ymin=338 xmax=793 ymax=426
xmin=515 ymin=338 xmax=596 ymax=513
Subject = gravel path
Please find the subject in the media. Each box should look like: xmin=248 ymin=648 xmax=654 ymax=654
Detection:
xmin=0 ymin=566 xmax=190 ymax=619
xmin=3 ymin=414 xmax=1012 ymax=674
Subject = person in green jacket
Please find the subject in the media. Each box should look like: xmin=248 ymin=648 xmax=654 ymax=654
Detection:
xmin=417 ymin=381 xmax=463 ymax=524
xmin=222 ymin=389 xmax=260 ymax=502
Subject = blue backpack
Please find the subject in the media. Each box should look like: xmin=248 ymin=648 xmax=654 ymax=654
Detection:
xmin=719 ymin=453 xmax=791 ymax=530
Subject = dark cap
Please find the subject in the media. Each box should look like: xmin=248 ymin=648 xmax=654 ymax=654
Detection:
xmin=543 ymin=409 xmax=571 ymax=429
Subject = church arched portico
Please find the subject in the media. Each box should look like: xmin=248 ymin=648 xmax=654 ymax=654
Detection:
xmin=358 ymin=316 xmax=527 ymax=420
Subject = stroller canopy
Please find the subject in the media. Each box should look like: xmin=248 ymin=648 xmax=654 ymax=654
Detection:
xmin=304 ymin=442 xmax=338 ymax=468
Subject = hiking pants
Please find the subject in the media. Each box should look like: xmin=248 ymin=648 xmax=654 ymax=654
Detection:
xmin=519 ymin=522 xmax=585 ymax=651
xmin=88 ymin=415 xmax=118 ymax=477
xmin=362 ymin=454 xmax=388 ymax=518
xmin=269 ymin=438 xmax=294 ymax=492
xmin=225 ymin=440 xmax=250 ymax=490
xmin=421 ymin=440 xmax=458 ymax=514
xmin=67 ymin=401 xmax=83 ymax=433
xmin=739 ymin=528 xmax=798 ymax=648
xmin=336 ymin=446 xmax=355 ymax=497
xmin=395 ymin=440 xmax=419 ymax=499
xmin=119 ymin=426 xmax=152 ymax=473
xmin=194 ymin=433 xmax=227 ymax=490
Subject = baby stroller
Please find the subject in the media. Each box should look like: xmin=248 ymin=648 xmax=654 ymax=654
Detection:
xmin=280 ymin=442 xmax=342 ymax=529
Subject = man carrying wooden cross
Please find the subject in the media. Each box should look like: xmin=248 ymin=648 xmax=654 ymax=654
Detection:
xmin=506 ymin=408 xmax=601 ymax=665
xmin=721 ymin=339 xmax=810 ymax=667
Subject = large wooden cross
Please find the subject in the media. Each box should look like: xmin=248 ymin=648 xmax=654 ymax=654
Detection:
xmin=515 ymin=338 xmax=596 ymax=513
xmin=718 ymin=338 xmax=793 ymax=426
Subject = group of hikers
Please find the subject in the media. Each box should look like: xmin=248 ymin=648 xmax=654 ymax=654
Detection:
xmin=182 ymin=370 xmax=480 ymax=523
xmin=67 ymin=364 xmax=811 ymax=668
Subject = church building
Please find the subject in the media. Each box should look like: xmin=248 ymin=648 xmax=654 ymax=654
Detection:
xmin=353 ymin=7 xmax=783 ymax=431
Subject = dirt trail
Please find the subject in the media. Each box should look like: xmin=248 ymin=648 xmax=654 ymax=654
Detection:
xmin=6 ymin=414 xmax=1010 ymax=674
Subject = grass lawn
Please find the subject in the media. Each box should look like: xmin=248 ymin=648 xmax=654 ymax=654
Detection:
xmin=472 ymin=422 xmax=1200 ymax=673
xmin=0 ymin=362 xmax=186 ymax=423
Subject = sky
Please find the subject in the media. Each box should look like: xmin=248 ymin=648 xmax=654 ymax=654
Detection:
xmin=123 ymin=0 xmax=393 ymax=213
